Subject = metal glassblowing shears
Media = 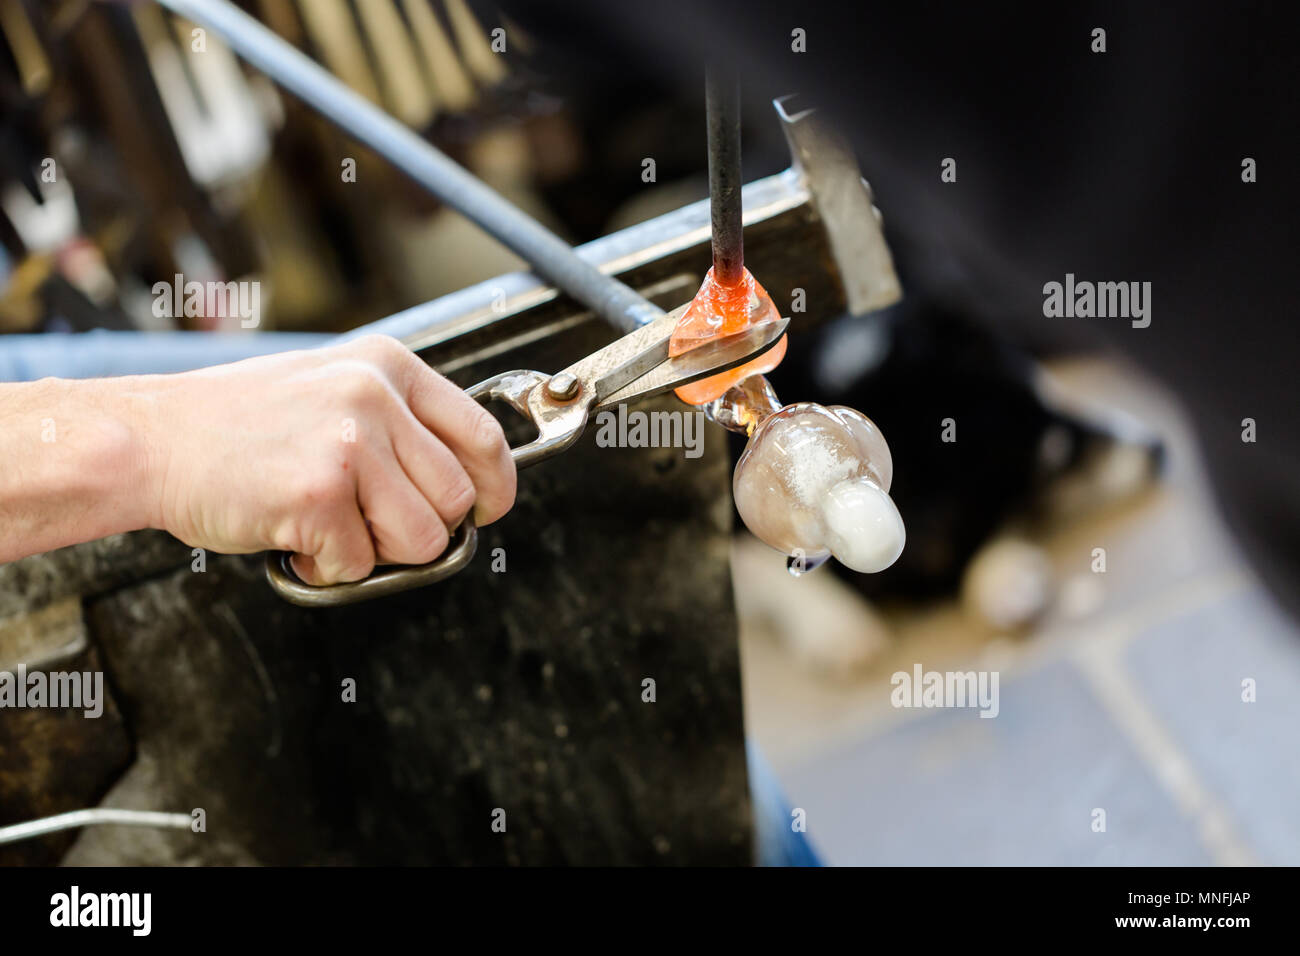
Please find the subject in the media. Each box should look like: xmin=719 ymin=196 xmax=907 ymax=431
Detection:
xmin=266 ymin=305 xmax=788 ymax=607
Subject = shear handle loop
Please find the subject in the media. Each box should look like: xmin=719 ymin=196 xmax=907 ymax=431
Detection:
xmin=264 ymin=517 xmax=478 ymax=607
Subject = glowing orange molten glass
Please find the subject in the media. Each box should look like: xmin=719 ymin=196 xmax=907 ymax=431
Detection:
xmin=670 ymin=266 xmax=788 ymax=405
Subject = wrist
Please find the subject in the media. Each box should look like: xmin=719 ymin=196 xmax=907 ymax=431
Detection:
xmin=45 ymin=375 xmax=168 ymax=538
xmin=94 ymin=375 xmax=171 ymax=534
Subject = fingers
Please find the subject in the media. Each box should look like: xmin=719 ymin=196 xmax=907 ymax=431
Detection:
xmin=281 ymin=336 xmax=517 ymax=586
xmin=441 ymin=402 xmax=517 ymax=525
xmin=387 ymin=406 xmax=482 ymax=530
xmin=357 ymin=430 xmax=472 ymax=566
xmin=289 ymin=447 xmax=456 ymax=582
xmin=289 ymin=500 xmax=376 ymax=586
xmin=380 ymin=342 xmax=517 ymax=525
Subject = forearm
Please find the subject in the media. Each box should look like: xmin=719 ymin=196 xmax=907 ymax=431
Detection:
xmin=0 ymin=376 xmax=160 ymax=563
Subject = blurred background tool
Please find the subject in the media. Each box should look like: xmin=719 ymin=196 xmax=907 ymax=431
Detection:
xmin=157 ymin=0 xmax=666 ymax=336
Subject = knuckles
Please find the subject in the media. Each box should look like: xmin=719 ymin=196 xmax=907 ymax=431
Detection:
xmin=334 ymin=364 xmax=395 ymax=410
xmin=440 ymin=474 xmax=478 ymax=523
xmin=351 ymin=333 xmax=408 ymax=363
xmin=402 ymin=518 xmax=451 ymax=565
xmin=293 ymin=468 xmax=354 ymax=510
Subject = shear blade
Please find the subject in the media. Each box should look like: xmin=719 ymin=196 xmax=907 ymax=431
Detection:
xmin=598 ymin=317 xmax=789 ymax=409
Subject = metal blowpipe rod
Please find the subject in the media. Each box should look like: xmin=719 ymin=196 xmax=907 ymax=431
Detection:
xmin=705 ymin=65 xmax=744 ymax=285
xmin=155 ymin=0 xmax=661 ymax=334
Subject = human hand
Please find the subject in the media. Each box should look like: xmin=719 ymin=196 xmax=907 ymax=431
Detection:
xmin=141 ymin=335 xmax=516 ymax=585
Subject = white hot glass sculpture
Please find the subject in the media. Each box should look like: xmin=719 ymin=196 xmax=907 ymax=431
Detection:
xmin=707 ymin=377 xmax=905 ymax=574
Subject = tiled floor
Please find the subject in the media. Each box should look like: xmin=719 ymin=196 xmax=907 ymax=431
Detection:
xmin=735 ymin=356 xmax=1299 ymax=866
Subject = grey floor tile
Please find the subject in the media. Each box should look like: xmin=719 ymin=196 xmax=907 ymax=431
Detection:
xmin=1126 ymin=589 xmax=1300 ymax=864
xmin=784 ymin=658 xmax=1213 ymax=865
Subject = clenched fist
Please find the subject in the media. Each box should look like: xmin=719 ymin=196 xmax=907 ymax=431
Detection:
xmin=0 ymin=335 xmax=517 ymax=584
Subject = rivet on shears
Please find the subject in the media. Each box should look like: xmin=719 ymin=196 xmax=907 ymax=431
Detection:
xmin=546 ymin=372 xmax=581 ymax=401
